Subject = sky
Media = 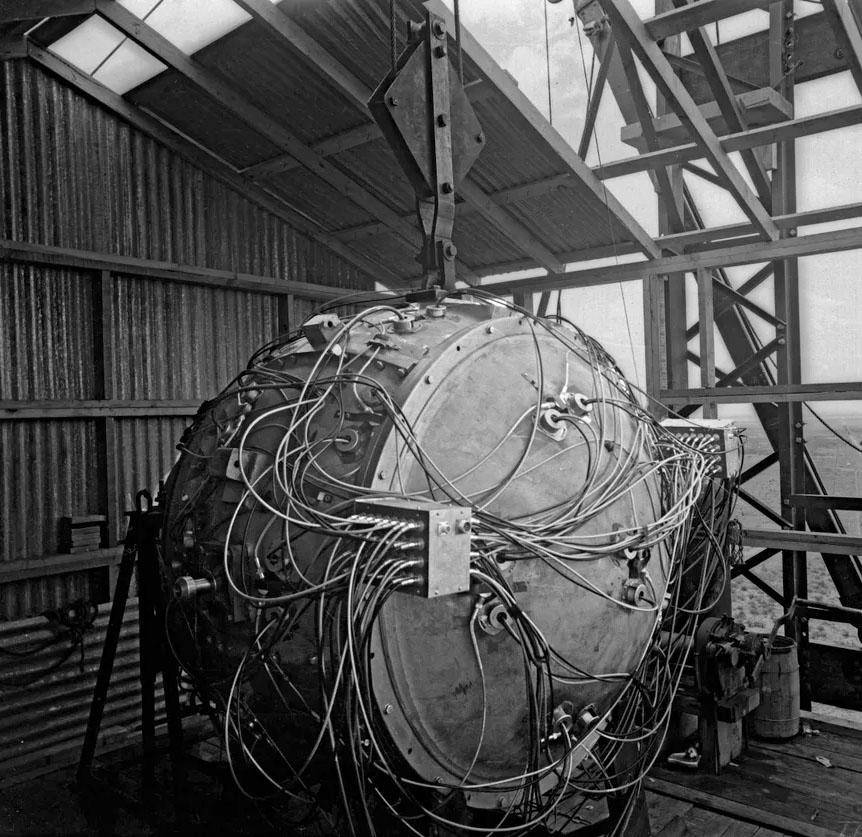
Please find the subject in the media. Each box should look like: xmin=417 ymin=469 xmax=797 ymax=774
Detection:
xmin=442 ymin=0 xmax=862 ymax=421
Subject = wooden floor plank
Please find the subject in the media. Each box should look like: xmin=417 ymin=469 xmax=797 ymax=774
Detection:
xmin=751 ymin=737 xmax=862 ymax=774
xmin=724 ymin=823 xmax=761 ymax=837
xmin=646 ymin=775 xmax=838 ymax=837
xmin=647 ymin=793 xmax=692 ymax=833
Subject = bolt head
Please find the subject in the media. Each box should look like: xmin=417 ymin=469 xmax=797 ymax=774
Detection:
xmin=384 ymin=703 xmax=393 ymax=715
xmin=475 ymin=132 xmax=485 ymax=143
xmin=434 ymin=44 xmax=447 ymax=58
xmin=441 ymin=181 xmax=454 ymax=194
xmin=432 ymin=20 xmax=446 ymax=38
xmin=437 ymin=113 xmax=448 ymax=127
xmin=388 ymin=95 xmax=399 ymax=107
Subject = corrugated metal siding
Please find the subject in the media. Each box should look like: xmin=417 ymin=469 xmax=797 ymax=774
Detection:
xmin=0 ymin=263 xmax=96 ymax=400
xmin=0 ymin=57 xmax=369 ymax=626
xmin=0 ymin=59 xmax=368 ymax=289
xmin=0 ymin=600 xmax=166 ymax=781
xmin=110 ymin=417 xmax=187 ymax=543
xmin=1 ymin=571 xmax=92 ymax=627
xmin=111 ymin=276 xmax=276 ymax=401
xmin=0 ymin=420 xmax=101 ymax=563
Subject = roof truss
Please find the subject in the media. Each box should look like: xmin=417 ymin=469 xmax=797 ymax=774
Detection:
xmin=597 ymin=0 xmax=778 ymax=241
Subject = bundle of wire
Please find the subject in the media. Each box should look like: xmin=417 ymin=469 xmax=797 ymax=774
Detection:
xmin=162 ymin=291 xmax=740 ymax=836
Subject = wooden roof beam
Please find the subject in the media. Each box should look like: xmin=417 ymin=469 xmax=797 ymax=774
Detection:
xmin=674 ymin=0 xmax=773 ymax=210
xmin=644 ymin=0 xmax=773 ymax=41
xmin=615 ymin=37 xmax=685 ymax=230
xmin=822 ymin=0 xmax=862 ymax=96
xmin=599 ymin=0 xmax=777 ymax=241
xmin=0 ymin=0 xmax=95 ymax=21
xmin=596 ymin=104 xmax=862 ymax=179
xmin=242 ymin=124 xmax=381 ymax=180
xmin=676 ymin=13 xmax=845 ymax=99
xmin=425 ymin=0 xmax=659 ymax=259
xmin=234 ymin=0 xmax=573 ymax=274
xmin=93 ymin=0 xmax=432 ymax=267
xmin=25 ymin=41 xmax=400 ymax=286
xmin=480 ymin=224 xmax=862 ymax=294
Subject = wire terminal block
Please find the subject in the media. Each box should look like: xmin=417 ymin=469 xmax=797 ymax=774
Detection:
xmin=660 ymin=419 xmax=743 ymax=480
xmin=353 ymin=498 xmax=473 ymax=598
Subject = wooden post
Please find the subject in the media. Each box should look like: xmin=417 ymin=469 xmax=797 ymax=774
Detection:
xmin=697 ymin=267 xmax=717 ymax=419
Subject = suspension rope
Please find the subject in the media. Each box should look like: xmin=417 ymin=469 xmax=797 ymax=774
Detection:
xmin=573 ymin=15 xmax=640 ymax=388
xmin=389 ymin=0 xmax=397 ymax=72
xmin=543 ymin=0 xmax=554 ymax=124
xmin=455 ymin=0 xmax=464 ymax=82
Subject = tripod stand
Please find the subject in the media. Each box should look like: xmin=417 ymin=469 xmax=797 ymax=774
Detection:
xmin=77 ymin=490 xmax=185 ymax=801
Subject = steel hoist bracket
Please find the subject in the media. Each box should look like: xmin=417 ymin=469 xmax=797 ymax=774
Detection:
xmin=369 ymin=10 xmax=483 ymax=290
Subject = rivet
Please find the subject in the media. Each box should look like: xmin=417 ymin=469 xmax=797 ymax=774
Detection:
xmin=441 ymin=181 xmax=454 ymax=194
xmin=377 ymin=470 xmax=387 ymax=480
xmin=384 ymin=703 xmax=393 ymax=714
xmin=425 ymin=375 xmax=434 ymax=384
xmin=437 ymin=113 xmax=448 ymax=127
xmin=486 ymin=325 xmax=494 ymax=334
xmin=434 ymin=45 xmax=447 ymax=58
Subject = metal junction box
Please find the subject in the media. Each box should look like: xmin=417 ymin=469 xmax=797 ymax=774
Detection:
xmin=353 ymin=497 xmax=473 ymax=598
xmin=661 ymin=419 xmax=744 ymax=480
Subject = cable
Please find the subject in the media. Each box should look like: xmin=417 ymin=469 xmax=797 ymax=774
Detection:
xmin=803 ymin=402 xmax=862 ymax=455
xmin=160 ymin=291 xmax=738 ymax=835
xmin=543 ymin=0 xmax=553 ymax=124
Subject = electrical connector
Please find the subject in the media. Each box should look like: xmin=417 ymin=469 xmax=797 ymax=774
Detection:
xmin=353 ymin=498 xmax=472 ymax=598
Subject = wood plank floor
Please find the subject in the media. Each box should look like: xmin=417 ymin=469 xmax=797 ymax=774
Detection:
xmin=646 ymin=714 xmax=862 ymax=836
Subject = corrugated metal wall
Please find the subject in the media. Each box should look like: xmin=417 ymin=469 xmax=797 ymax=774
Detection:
xmin=0 ymin=58 xmax=370 ymax=619
xmin=0 ymin=599 xmax=161 ymax=784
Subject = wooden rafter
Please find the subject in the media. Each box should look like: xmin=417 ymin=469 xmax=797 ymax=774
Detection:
xmin=0 ymin=0 xmax=95 ymax=21
xmin=481 ymin=224 xmax=862 ymax=294
xmin=596 ymin=104 xmax=862 ymax=180
xmin=25 ymin=42 xmax=400 ymax=285
xmin=93 ymin=0 xmax=431 ymax=260
xmin=644 ymin=0 xmax=773 ymax=40
xmin=233 ymin=0 xmax=573 ymax=274
xmin=0 ymin=239 xmax=352 ymax=298
xmin=674 ymin=0 xmax=772 ymax=209
xmin=615 ymin=37 xmax=685 ymax=230
xmin=822 ymin=0 xmax=862 ymax=96
xmin=598 ymin=0 xmax=778 ymax=241
xmin=242 ymin=124 xmax=381 ymax=180
xmin=424 ymin=0 xmax=660 ymax=259
xmin=577 ymin=43 xmax=610 ymax=160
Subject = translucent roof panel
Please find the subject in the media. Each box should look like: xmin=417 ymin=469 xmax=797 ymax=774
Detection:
xmin=49 ymin=15 xmax=166 ymax=94
xmin=47 ymin=0 xmax=279 ymax=96
xmin=117 ymin=0 xmax=252 ymax=56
